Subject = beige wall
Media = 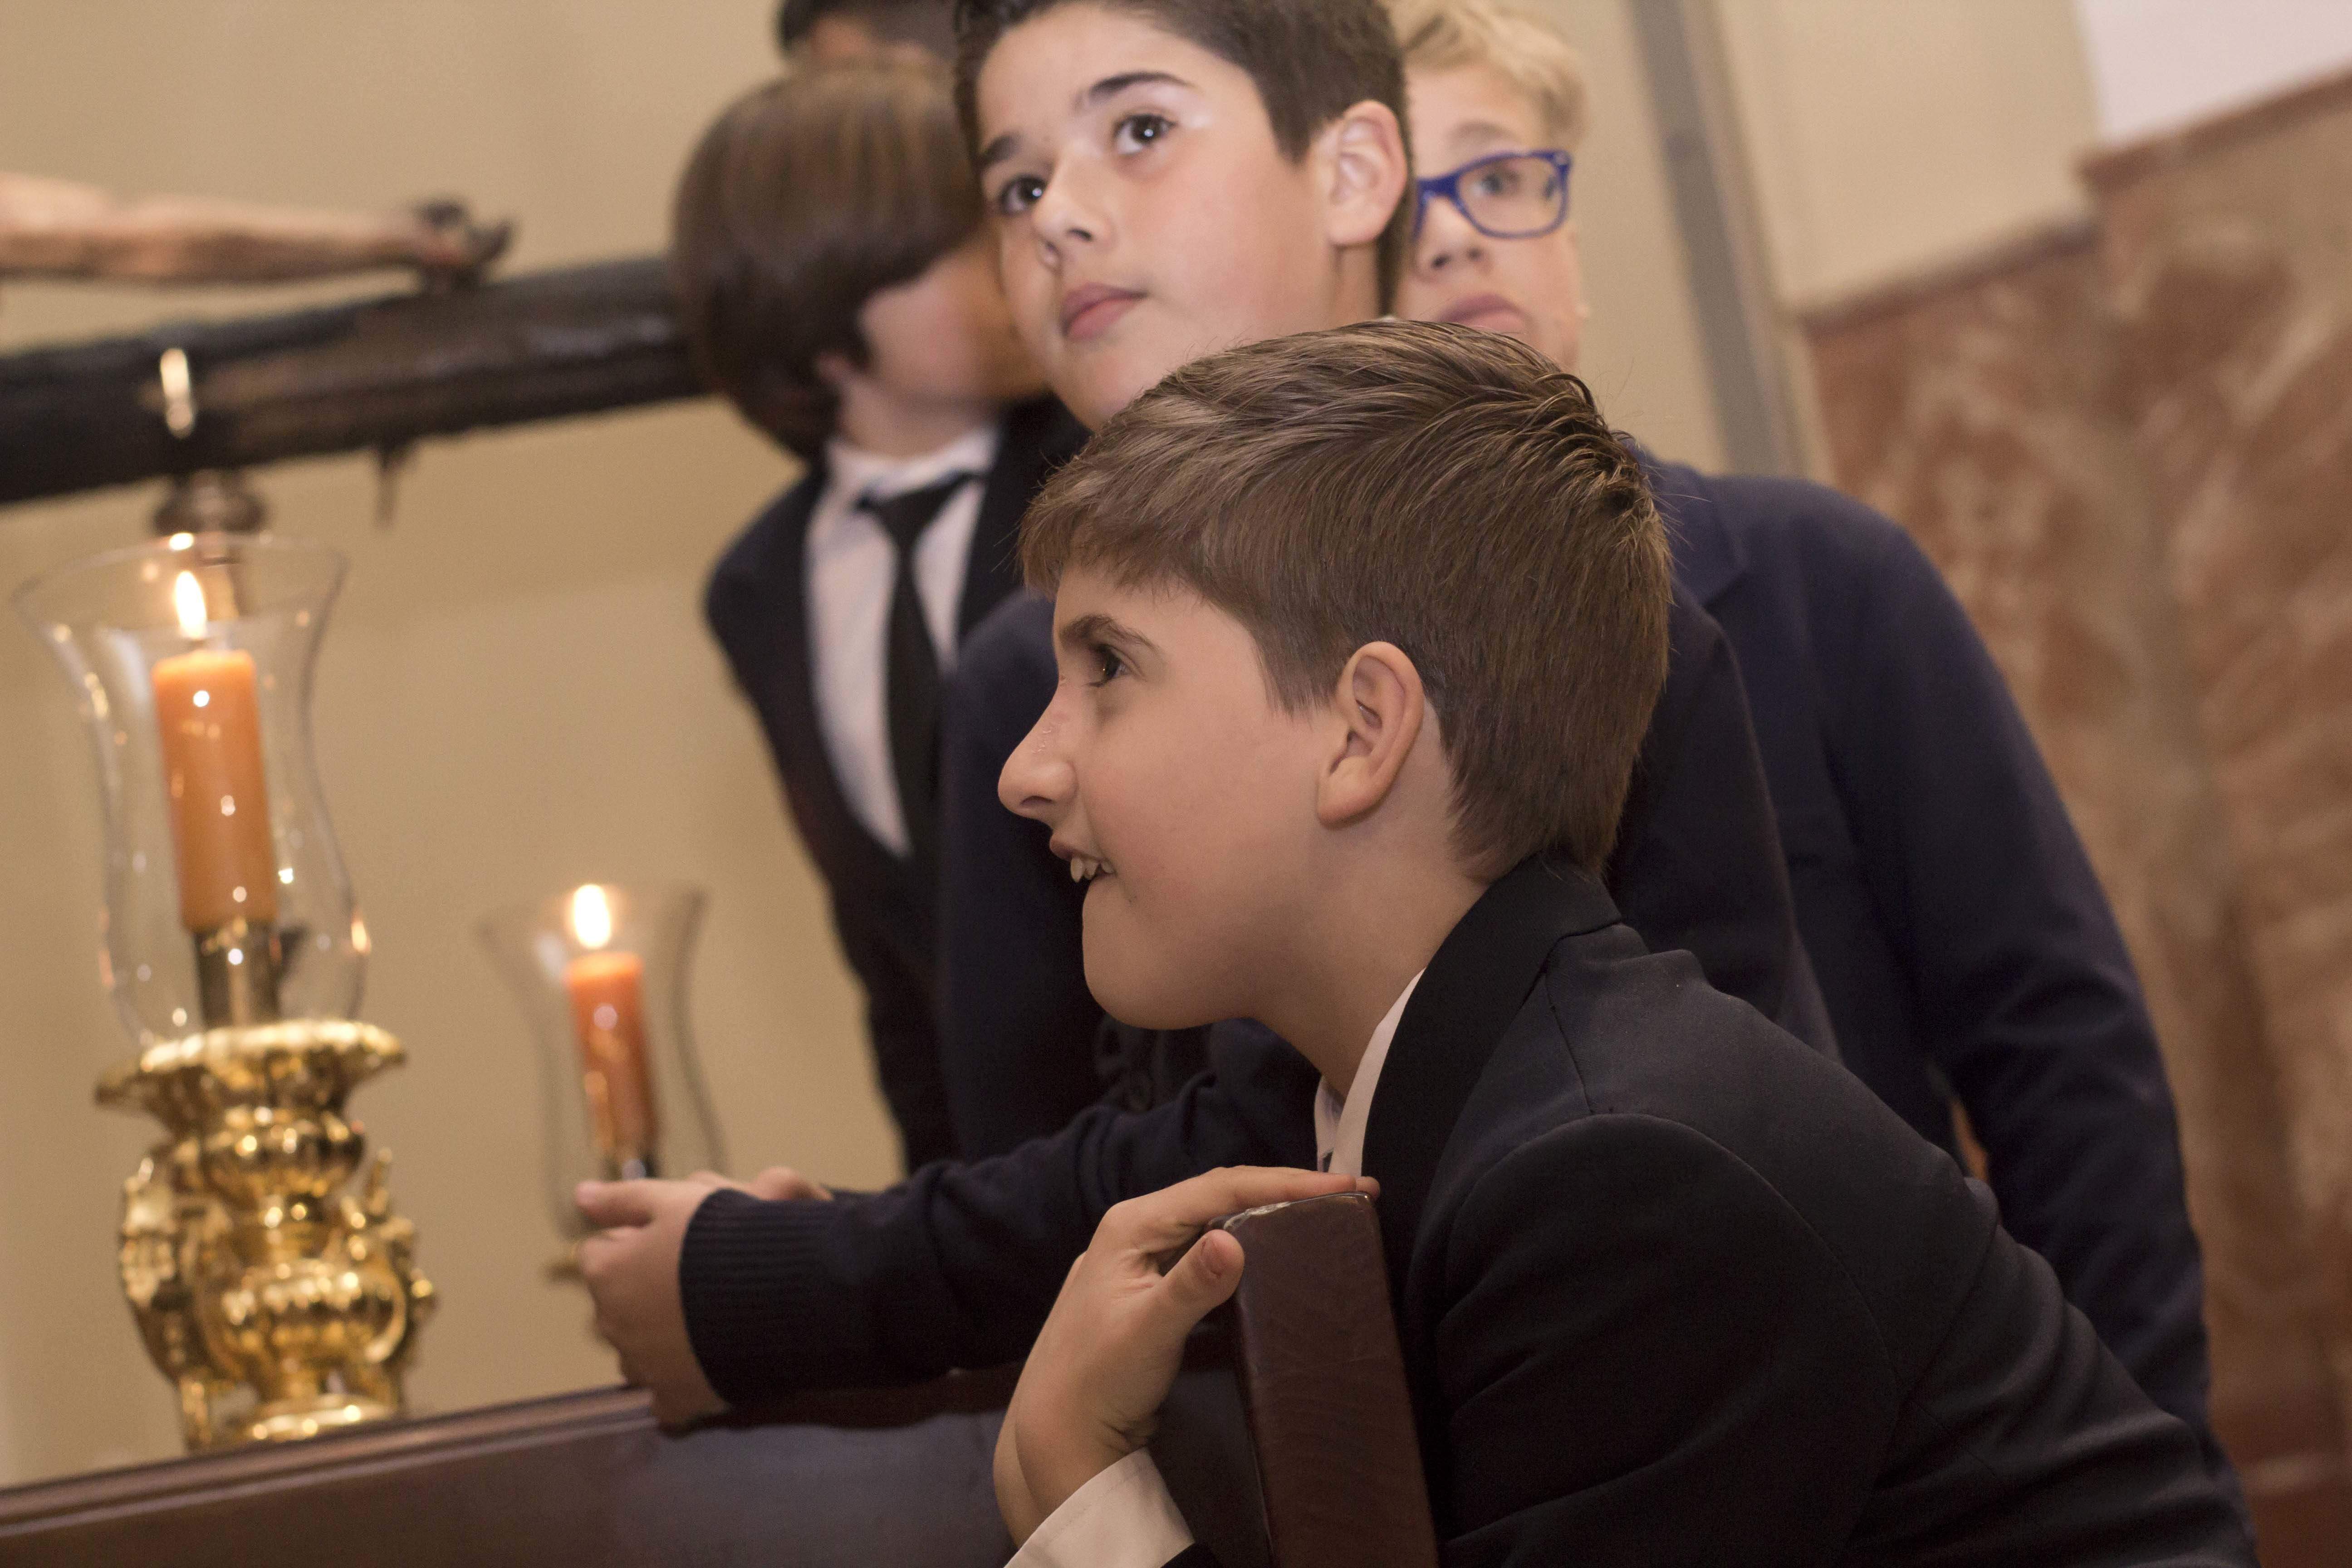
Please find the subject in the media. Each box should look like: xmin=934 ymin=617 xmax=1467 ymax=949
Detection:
xmin=1528 ymin=0 xmax=1728 ymax=469
xmin=1713 ymin=0 xmax=2099 ymax=309
xmin=0 ymin=0 xmax=907 ymax=1485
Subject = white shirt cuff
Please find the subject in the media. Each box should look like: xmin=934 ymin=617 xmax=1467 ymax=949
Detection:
xmin=1008 ymin=1449 xmax=1196 ymax=1568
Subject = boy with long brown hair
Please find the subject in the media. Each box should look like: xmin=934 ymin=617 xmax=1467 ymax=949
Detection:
xmin=676 ymin=54 xmax=1079 ymax=1172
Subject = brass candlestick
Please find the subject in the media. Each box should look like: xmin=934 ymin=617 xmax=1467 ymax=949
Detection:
xmin=17 ymin=529 xmax=434 ymax=1450
xmin=100 ymin=1019 xmax=433 ymax=1449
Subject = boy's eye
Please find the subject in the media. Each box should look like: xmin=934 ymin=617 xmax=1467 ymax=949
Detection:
xmin=994 ymin=174 xmax=1048 ymax=216
xmin=1471 ymin=165 xmax=1527 ymax=199
xmin=1088 ymin=644 xmax=1127 ymax=686
xmin=1111 ymin=112 xmax=1173 ymax=154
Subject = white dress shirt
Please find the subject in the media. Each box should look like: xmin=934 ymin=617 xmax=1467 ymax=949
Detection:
xmin=805 ymin=423 xmax=1000 ymax=856
xmin=1007 ymin=970 xmax=1427 ymax=1568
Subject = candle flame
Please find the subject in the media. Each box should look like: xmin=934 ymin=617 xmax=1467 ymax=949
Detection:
xmin=173 ymin=572 xmax=207 ymax=639
xmin=569 ymin=884 xmax=614 ymax=950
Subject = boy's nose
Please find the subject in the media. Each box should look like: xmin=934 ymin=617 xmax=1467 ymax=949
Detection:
xmin=1034 ymin=157 xmax=1107 ymax=249
xmin=999 ymin=696 xmax=1076 ymax=825
xmin=1415 ymin=200 xmax=1488 ymax=276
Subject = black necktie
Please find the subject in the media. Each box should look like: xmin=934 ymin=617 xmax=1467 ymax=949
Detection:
xmin=860 ymin=473 xmax=975 ymax=869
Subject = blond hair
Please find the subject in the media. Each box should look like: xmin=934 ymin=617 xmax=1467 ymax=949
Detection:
xmin=1388 ymin=0 xmax=1588 ymax=151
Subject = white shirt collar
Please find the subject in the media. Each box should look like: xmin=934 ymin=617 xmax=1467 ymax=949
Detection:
xmin=821 ymin=423 xmax=1000 ymax=513
xmin=1313 ymin=970 xmax=1424 ymax=1178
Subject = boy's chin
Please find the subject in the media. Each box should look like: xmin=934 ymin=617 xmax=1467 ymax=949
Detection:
xmin=1083 ymin=957 xmax=1221 ymax=1036
xmin=1055 ymin=343 xmax=1181 ymax=430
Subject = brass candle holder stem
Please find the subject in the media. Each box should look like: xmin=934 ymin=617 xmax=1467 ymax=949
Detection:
xmin=193 ymin=917 xmax=284 ymax=1026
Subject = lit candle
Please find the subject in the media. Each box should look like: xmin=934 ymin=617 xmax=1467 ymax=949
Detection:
xmin=152 ymin=572 xmax=278 ymax=933
xmin=562 ymin=886 xmax=659 ymax=1167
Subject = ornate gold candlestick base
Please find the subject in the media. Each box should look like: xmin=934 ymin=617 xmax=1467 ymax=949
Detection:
xmin=96 ymin=1019 xmax=435 ymax=1451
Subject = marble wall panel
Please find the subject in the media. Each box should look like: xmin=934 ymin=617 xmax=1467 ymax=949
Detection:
xmin=1802 ymin=219 xmax=2352 ymax=1554
xmin=2089 ymin=71 xmax=2352 ymax=1434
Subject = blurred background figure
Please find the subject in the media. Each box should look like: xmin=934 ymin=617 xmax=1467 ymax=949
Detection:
xmin=776 ymin=0 xmax=954 ymax=63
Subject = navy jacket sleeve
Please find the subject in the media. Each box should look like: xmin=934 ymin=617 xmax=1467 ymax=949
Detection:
xmin=1782 ymin=490 xmax=2215 ymax=1450
xmin=1613 ymin=584 xmax=1837 ymax=1054
xmin=937 ymin=590 xmax=1108 ymax=1156
xmin=679 ymin=1021 xmax=1318 ymax=1400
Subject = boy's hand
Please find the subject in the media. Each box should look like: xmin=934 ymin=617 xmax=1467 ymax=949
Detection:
xmin=994 ymin=1166 xmax=1377 ymax=1543
xmin=573 ymin=1169 xmax=832 ymax=1425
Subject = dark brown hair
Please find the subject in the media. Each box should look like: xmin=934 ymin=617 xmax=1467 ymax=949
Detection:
xmin=1021 ymin=319 xmax=1669 ymax=875
xmin=669 ymin=55 xmax=979 ymax=460
xmin=951 ymin=0 xmax=1412 ymax=309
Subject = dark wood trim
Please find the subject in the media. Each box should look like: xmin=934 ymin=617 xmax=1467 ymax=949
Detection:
xmin=0 ymin=1373 xmax=1024 ymax=1568
xmin=0 ymin=256 xmax=704 ymax=509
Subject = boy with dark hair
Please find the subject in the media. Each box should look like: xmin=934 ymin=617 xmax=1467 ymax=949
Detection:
xmin=674 ymin=55 xmax=1083 ymax=1171
xmin=989 ymin=319 xmax=2244 ymax=1565
xmin=933 ymin=0 xmax=1831 ymax=1150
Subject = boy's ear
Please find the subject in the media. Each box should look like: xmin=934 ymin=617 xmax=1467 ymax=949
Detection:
xmin=1317 ymin=641 xmax=1427 ymax=829
xmin=1313 ymin=99 xmax=1409 ymax=253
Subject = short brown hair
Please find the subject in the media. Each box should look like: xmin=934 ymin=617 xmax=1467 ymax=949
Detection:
xmin=1388 ymin=0 xmax=1588 ymax=149
xmin=669 ymin=56 xmax=979 ymax=460
xmin=1021 ymin=319 xmax=1668 ymax=875
xmin=951 ymin=0 xmax=1413 ymax=310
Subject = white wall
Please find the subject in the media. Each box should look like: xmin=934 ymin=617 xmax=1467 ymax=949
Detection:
xmin=2075 ymin=0 xmax=2352 ymax=144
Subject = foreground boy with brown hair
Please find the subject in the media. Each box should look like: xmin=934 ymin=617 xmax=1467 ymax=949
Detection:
xmin=990 ymin=318 xmax=2245 ymax=1567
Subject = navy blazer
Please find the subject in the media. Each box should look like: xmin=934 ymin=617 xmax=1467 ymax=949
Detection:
xmin=702 ymin=396 xmax=1087 ymax=1168
xmin=1646 ymin=458 xmax=2216 ymax=1467
xmin=699 ymin=863 xmax=2250 ymax=1565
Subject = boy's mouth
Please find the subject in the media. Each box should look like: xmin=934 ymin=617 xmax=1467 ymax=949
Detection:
xmin=1439 ymin=293 xmax=1529 ymax=334
xmin=1068 ymin=852 xmax=1115 ymax=886
xmin=1060 ymin=284 xmax=1144 ymax=341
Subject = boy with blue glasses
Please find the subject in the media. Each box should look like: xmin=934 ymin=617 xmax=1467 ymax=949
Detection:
xmin=1387 ymin=0 xmax=2230 ymax=1497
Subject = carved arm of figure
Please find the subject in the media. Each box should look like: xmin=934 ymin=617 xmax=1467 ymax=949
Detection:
xmin=0 ymin=172 xmax=510 ymax=287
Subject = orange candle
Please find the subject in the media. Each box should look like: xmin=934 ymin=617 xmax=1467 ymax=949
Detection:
xmin=152 ymin=646 xmax=279 ymax=932
xmin=564 ymin=950 xmax=660 ymax=1161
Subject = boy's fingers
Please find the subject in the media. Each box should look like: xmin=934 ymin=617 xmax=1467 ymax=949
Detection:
xmin=575 ymin=1179 xmax=661 ymax=1228
xmin=1155 ymin=1228 xmax=1245 ymax=1328
xmin=1109 ymin=1167 xmax=1376 ymax=1250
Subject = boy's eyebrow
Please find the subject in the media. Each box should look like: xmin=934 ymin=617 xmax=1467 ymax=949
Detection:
xmin=977 ymin=132 xmax=1022 ymax=175
xmin=978 ymin=71 xmax=1197 ymax=175
xmin=1058 ymin=611 xmax=1158 ymax=659
xmin=1441 ymin=118 xmax=1530 ymax=156
xmin=1082 ymin=69 xmax=1193 ymax=107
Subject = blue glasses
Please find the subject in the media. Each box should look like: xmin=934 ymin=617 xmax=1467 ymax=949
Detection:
xmin=1414 ymin=149 xmax=1573 ymax=240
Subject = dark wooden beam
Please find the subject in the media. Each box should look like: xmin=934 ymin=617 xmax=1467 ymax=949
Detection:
xmin=0 ymin=256 xmax=707 ymax=509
